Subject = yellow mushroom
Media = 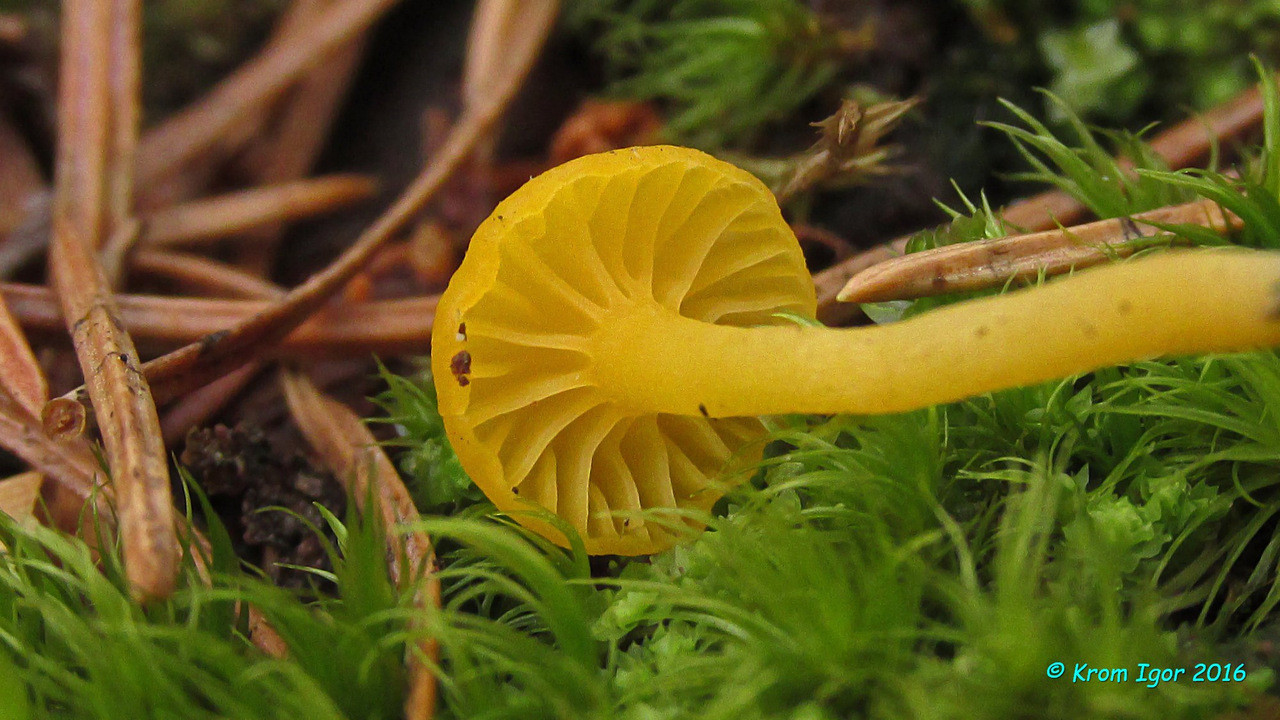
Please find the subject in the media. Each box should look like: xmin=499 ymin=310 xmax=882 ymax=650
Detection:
xmin=432 ymin=145 xmax=1280 ymax=555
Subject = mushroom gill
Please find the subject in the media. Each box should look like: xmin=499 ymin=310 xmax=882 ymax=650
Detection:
xmin=433 ymin=146 xmax=812 ymax=554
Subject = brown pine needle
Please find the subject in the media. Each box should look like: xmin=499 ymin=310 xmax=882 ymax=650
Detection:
xmin=837 ymin=197 xmax=1242 ymax=303
xmin=129 ymin=255 xmax=271 ymax=444
xmin=50 ymin=0 xmax=176 ymax=602
xmin=0 ymin=471 xmax=44 ymax=552
xmin=0 ymin=115 xmax=43 ymax=239
xmin=0 ymin=191 xmax=52 ymax=279
xmin=131 ymin=251 xmax=288 ymax=300
xmin=142 ymin=175 xmax=377 ymax=248
xmin=0 ymin=176 xmax=379 ymax=274
xmin=461 ymin=0 xmax=560 ymax=165
xmin=248 ymin=605 xmax=291 ymax=659
xmin=1143 ymin=79 xmax=1265 ymax=172
xmin=159 ymin=363 xmax=265 ymax=444
xmin=280 ymin=369 xmax=439 ymax=720
xmin=0 ymin=471 xmax=43 ymax=526
xmin=0 ymin=292 xmax=47 ymax=417
xmin=135 ymin=0 xmax=400 ymax=191
xmin=120 ymin=0 xmax=556 ymax=409
xmin=233 ymin=0 xmax=369 ymax=275
xmin=98 ymin=217 xmax=142 ymax=289
xmin=4 ymin=283 xmax=437 ymax=356
xmin=155 ymin=258 xmax=439 ymax=718
xmin=813 ymin=74 xmax=1270 ymax=323
xmin=464 ymin=0 xmax=535 ymax=111
xmin=174 ymin=0 xmax=373 ymax=430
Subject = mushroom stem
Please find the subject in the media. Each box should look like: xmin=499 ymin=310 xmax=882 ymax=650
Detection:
xmin=593 ymin=249 xmax=1280 ymax=418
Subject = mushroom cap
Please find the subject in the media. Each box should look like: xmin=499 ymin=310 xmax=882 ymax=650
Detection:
xmin=432 ymin=145 xmax=815 ymax=554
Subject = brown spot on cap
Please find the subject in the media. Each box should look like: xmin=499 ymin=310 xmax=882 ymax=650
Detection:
xmin=450 ymin=350 xmax=472 ymax=387
xmin=698 ymin=403 xmax=709 ymax=417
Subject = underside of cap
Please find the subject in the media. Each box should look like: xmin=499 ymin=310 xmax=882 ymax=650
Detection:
xmin=432 ymin=146 xmax=815 ymax=554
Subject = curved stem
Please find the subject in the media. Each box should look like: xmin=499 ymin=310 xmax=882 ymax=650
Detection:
xmin=593 ymin=250 xmax=1280 ymax=418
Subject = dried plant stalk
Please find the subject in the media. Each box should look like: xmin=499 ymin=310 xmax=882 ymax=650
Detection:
xmin=838 ymin=197 xmax=1241 ymax=303
xmin=50 ymin=0 xmax=176 ymax=601
xmin=775 ymin=97 xmax=918 ymax=202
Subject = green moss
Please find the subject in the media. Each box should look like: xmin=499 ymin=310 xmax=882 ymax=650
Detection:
xmin=370 ymin=362 xmax=483 ymax=513
xmin=960 ymin=0 xmax=1280 ymax=121
xmin=564 ymin=0 xmax=846 ymax=149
